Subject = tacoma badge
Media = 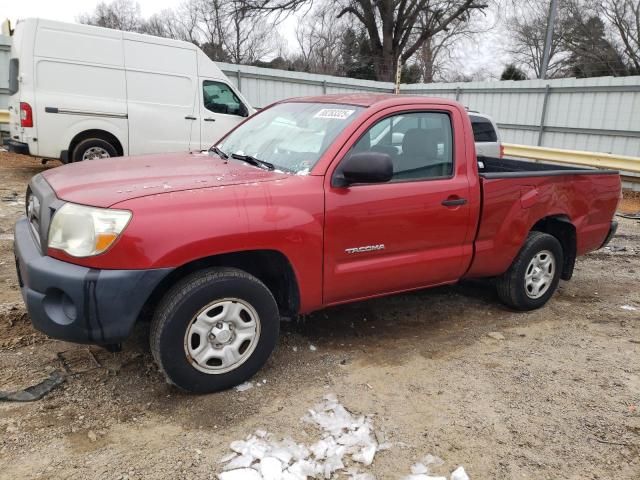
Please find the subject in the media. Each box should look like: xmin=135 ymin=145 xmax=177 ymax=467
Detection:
xmin=345 ymin=244 xmax=385 ymax=254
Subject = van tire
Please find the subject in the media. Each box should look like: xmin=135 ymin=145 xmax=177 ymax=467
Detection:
xmin=71 ymin=138 xmax=118 ymax=162
xmin=496 ymin=231 xmax=563 ymax=311
xmin=150 ymin=267 xmax=280 ymax=393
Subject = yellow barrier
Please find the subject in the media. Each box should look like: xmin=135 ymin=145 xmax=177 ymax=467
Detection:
xmin=0 ymin=109 xmax=8 ymax=124
xmin=503 ymin=143 xmax=640 ymax=174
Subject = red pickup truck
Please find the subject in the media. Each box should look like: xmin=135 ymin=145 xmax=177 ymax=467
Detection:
xmin=14 ymin=94 xmax=620 ymax=393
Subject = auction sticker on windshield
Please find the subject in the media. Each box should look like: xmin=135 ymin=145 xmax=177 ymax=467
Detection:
xmin=313 ymin=109 xmax=356 ymax=120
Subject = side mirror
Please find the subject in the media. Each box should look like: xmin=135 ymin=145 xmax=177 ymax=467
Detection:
xmin=333 ymin=152 xmax=394 ymax=188
xmin=239 ymin=103 xmax=249 ymax=117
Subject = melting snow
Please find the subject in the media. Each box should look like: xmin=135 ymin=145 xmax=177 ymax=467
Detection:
xmin=218 ymin=395 xmax=469 ymax=480
xmin=218 ymin=394 xmax=378 ymax=479
xmin=450 ymin=467 xmax=470 ymax=480
xmin=235 ymin=381 xmax=254 ymax=392
xmin=621 ymin=305 xmax=638 ymax=311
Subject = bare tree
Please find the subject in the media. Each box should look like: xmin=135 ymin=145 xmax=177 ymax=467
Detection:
xmin=295 ymin=4 xmax=347 ymax=74
xmin=562 ymin=0 xmax=630 ymax=77
xmin=504 ymin=0 xmax=569 ymax=78
xmin=223 ymin=1 xmax=276 ymax=64
xmin=143 ymin=8 xmax=195 ymax=40
xmin=601 ymin=0 xmax=640 ymax=73
xmin=236 ymin=0 xmax=488 ymax=81
xmin=78 ymin=0 xmax=144 ymax=32
xmin=416 ymin=10 xmax=495 ymax=83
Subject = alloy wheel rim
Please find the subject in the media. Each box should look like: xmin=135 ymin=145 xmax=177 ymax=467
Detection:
xmin=184 ymin=298 xmax=260 ymax=374
xmin=524 ymin=250 xmax=555 ymax=299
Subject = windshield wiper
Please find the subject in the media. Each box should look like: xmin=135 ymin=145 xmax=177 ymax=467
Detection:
xmin=209 ymin=145 xmax=229 ymax=159
xmin=230 ymin=153 xmax=275 ymax=171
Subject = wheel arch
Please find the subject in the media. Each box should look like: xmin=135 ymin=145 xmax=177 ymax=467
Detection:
xmin=68 ymin=129 xmax=125 ymax=161
xmin=139 ymin=249 xmax=301 ymax=323
xmin=531 ymin=215 xmax=577 ymax=280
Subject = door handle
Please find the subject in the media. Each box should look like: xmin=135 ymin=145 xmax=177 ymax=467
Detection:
xmin=204 ymin=117 xmax=216 ymax=122
xmin=185 ymin=115 xmax=197 ymax=120
xmin=441 ymin=197 xmax=467 ymax=207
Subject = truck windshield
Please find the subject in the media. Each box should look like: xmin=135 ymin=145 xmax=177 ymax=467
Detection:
xmin=216 ymin=102 xmax=364 ymax=174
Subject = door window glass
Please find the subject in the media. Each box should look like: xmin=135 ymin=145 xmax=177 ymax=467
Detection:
xmin=203 ymin=80 xmax=245 ymax=116
xmin=350 ymin=112 xmax=454 ymax=181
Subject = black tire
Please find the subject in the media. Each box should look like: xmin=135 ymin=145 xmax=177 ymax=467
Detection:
xmin=496 ymin=231 xmax=563 ymax=311
xmin=71 ymin=137 xmax=118 ymax=162
xmin=150 ymin=267 xmax=279 ymax=393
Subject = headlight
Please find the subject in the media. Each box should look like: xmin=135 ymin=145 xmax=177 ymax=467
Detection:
xmin=48 ymin=203 xmax=131 ymax=257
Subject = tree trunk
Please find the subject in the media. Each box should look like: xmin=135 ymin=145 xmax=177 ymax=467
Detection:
xmin=373 ymin=49 xmax=398 ymax=82
xmin=420 ymin=40 xmax=435 ymax=83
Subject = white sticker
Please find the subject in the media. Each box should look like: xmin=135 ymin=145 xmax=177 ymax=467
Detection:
xmin=313 ymin=108 xmax=355 ymax=120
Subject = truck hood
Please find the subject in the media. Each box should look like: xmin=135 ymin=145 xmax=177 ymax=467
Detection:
xmin=42 ymin=152 xmax=291 ymax=208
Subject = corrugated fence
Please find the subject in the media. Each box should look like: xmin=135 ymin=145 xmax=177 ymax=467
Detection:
xmin=1 ymin=54 xmax=638 ymax=158
xmin=218 ymin=62 xmax=640 ymax=158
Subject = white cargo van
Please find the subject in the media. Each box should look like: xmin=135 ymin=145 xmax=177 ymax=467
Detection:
xmin=7 ymin=18 xmax=254 ymax=162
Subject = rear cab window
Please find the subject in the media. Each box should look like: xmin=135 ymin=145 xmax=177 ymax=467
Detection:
xmin=470 ymin=115 xmax=497 ymax=142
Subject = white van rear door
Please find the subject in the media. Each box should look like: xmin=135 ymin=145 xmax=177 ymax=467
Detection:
xmin=124 ymin=37 xmax=197 ymax=155
xmin=199 ymin=79 xmax=248 ymax=149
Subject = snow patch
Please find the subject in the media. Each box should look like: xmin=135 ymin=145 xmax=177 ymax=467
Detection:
xmin=235 ymin=381 xmax=254 ymax=392
xmin=218 ymin=395 xmax=469 ymax=480
xmin=218 ymin=394 xmax=379 ymax=479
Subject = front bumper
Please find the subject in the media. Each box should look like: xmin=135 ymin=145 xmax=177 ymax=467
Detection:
xmin=14 ymin=217 xmax=172 ymax=345
xmin=6 ymin=139 xmax=30 ymax=156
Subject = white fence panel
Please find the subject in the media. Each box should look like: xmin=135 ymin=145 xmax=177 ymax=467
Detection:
xmin=216 ymin=62 xmax=393 ymax=108
xmin=402 ymin=76 xmax=640 ymax=157
xmin=1 ymin=38 xmax=639 ymax=157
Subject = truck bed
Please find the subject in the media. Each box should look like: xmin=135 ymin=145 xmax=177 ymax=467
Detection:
xmin=465 ymin=156 xmax=621 ymax=280
xmin=477 ymin=156 xmax=618 ymax=178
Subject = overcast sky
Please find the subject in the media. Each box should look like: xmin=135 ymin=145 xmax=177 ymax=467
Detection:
xmin=5 ymin=0 xmax=509 ymax=79
xmin=4 ymin=0 xmax=177 ymax=24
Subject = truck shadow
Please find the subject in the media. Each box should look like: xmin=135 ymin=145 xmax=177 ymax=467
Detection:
xmin=284 ymin=279 xmax=500 ymax=343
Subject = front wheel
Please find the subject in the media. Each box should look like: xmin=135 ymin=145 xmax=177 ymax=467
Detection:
xmin=150 ymin=268 xmax=280 ymax=393
xmin=496 ymin=231 xmax=563 ymax=311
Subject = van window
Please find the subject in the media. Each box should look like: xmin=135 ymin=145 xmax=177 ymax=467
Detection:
xmin=470 ymin=115 xmax=498 ymax=142
xmin=9 ymin=59 xmax=19 ymax=95
xmin=203 ymin=81 xmax=244 ymax=116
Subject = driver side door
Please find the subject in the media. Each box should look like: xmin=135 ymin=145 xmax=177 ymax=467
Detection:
xmin=323 ymin=107 xmax=476 ymax=305
xmin=199 ymin=79 xmax=248 ymax=149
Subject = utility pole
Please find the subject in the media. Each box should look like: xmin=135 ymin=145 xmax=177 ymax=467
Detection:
xmin=539 ymin=0 xmax=558 ymax=79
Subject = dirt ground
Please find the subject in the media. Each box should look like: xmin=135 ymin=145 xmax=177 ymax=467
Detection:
xmin=0 ymin=151 xmax=638 ymax=480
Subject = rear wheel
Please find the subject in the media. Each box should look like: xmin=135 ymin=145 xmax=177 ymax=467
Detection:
xmin=71 ymin=137 xmax=118 ymax=162
xmin=496 ymin=231 xmax=563 ymax=311
xmin=150 ymin=268 xmax=280 ymax=393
